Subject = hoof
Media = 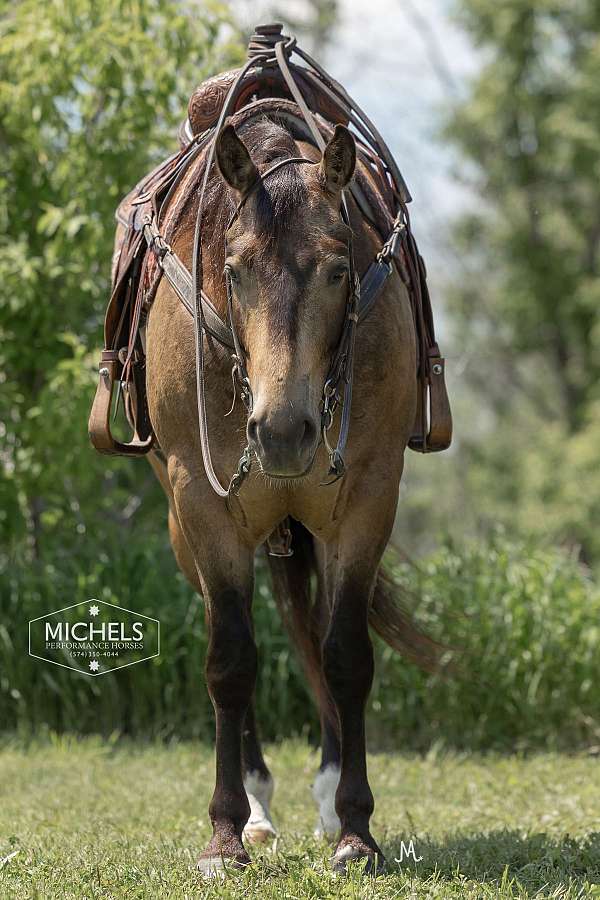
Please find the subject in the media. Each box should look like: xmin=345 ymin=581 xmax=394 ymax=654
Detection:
xmin=196 ymin=851 xmax=250 ymax=879
xmin=331 ymin=840 xmax=385 ymax=875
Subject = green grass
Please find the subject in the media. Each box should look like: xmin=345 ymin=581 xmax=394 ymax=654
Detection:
xmin=1 ymin=739 xmax=600 ymax=898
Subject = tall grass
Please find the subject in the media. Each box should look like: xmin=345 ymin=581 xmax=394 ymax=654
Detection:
xmin=2 ymin=533 xmax=599 ymax=750
xmin=374 ymin=535 xmax=600 ymax=750
xmin=1 ymin=535 xmax=314 ymax=742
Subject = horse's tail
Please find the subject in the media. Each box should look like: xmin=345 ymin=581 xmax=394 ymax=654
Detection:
xmin=369 ymin=563 xmax=444 ymax=673
xmin=266 ymin=519 xmax=329 ymax=715
xmin=267 ymin=521 xmax=444 ymax=716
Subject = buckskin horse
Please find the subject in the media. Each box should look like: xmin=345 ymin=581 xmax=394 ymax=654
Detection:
xmin=89 ymin=24 xmax=451 ymax=875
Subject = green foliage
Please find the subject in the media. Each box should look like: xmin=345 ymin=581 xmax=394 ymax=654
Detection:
xmin=0 ymin=0 xmax=238 ymax=557
xmin=399 ymin=0 xmax=600 ymax=563
xmin=448 ymin=0 xmax=600 ymax=425
xmin=3 ymin=535 xmax=599 ymax=750
xmin=0 ymin=534 xmax=317 ymax=742
xmin=1 ymin=0 xmax=598 ymax=760
xmin=375 ymin=534 xmax=600 ymax=751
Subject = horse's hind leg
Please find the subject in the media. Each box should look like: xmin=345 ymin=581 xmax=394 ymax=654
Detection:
xmin=267 ymin=524 xmax=342 ymax=839
xmin=242 ymin=704 xmax=277 ymax=843
xmin=312 ymin=570 xmax=341 ymax=840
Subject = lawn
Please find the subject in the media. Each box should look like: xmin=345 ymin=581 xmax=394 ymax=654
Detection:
xmin=1 ymin=738 xmax=600 ymax=898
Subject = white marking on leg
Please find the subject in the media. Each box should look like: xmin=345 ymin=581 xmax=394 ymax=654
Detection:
xmin=243 ymin=771 xmax=277 ymax=844
xmin=312 ymin=763 xmax=341 ymax=839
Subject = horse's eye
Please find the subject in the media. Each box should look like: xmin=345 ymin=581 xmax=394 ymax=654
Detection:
xmin=329 ymin=265 xmax=348 ymax=285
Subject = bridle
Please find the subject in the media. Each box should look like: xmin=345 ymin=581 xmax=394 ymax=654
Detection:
xmin=183 ymin=32 xmax=381 ymax=504
xmin=206 ymin=154 xmax=362 ymax=498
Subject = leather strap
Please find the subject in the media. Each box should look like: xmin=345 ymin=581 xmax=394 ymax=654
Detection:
xmin=275 ymin=41 xmax=326 ymax=153
xmin=191 ymin=55 xmax=264 ymax=499
xmin=88 ymin=350 xmax=154 ymax=455
xmin=142 ymin=222 xmax=234 ymax=348
xmin=358 ymin=259 xmax=393 ymax=323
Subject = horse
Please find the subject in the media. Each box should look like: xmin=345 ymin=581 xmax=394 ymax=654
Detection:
xmin=138 ymin=106 xmax=438 ymax=875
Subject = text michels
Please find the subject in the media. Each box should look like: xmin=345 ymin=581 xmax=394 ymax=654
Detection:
xmin=44 ymin=620 xmax=145 ymax=649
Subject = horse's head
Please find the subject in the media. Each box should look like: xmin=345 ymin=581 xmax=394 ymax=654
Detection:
xmin=215 ymin=121 xmax=356 ymax=479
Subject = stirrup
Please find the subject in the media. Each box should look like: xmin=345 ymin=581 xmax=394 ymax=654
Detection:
xmin=408 ymin=355 xmax=452 ymax=453
xmin=88 ymin=350 xmax=154 ymax=456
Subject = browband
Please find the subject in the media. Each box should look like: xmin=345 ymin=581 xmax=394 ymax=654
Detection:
xmin=227 ymin=156 xmax=316 ymax=228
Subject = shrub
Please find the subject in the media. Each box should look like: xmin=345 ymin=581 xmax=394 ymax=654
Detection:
xmin=372 ymin=534 xmax=600 ymax=751
xmin=2 ymin=533 xmax=599 ymax=751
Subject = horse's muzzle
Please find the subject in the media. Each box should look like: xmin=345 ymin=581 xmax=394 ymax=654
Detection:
xmin=247 ymin=407 xmax=319 ymax=477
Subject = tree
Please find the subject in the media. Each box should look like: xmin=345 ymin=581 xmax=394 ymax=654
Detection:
xmin=448 ymin=0 xmax=600 ymax=433
xmin=0 ymin=0 xmax=237 ymax=560
xmin=426 ymin=0 xmax=600 ymax=562
xmin=396 ymin=1 xmax=600 ymax=562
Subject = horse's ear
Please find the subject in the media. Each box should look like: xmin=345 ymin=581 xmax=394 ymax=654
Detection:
xmin=319 ymin=124 xmax=356 ymax=194
xmin=216 ymin=122 xmax=259 ymax=196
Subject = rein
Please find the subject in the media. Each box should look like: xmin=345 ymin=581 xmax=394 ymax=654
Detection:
xmin=192 ymin=150 xmax=362 ymax=501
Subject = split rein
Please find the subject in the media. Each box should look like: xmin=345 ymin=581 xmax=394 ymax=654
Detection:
xmin=142 ymin=140 xmax=405 ymax=504
xmin=197 ymin=153 xmax=361 ymax=501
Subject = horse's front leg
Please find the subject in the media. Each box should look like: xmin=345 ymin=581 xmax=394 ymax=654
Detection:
xmin=323 ymin=572 xmax=379 ymax=872
xmin=200 ymin=566 xmax=256 ymax=875
xmin=321 ymin=488 xmax=395 ymax=874
xmin=173 ymin=480 xmax=256 ymax=876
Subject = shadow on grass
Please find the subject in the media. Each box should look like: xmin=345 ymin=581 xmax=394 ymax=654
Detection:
xmin=382 ymin=830 xmax=600 ymax=892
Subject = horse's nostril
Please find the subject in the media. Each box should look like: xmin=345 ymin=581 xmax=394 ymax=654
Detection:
xmin=300 ymin=418 xmax=317 ymax=451
xmin=247 ymin=409 xmax=317 ymax=473
xmin=247 ymin=417 xmax=259 ymax=446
